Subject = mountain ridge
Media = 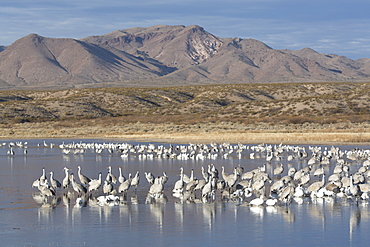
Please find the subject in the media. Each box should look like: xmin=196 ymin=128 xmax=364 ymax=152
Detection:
xmin=0 ymin=25 xmax=369 ymax=89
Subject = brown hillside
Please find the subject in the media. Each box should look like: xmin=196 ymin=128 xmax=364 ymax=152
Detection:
xmin=0 ymin=25 xmax=370 ymax=89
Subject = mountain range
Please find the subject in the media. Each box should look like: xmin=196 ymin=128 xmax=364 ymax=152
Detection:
xmin=0 ymin=24 xmax=369 ymax=89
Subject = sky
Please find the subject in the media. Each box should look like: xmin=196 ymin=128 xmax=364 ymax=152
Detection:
xmin=1 ymin=0 xmax=370 ymax=59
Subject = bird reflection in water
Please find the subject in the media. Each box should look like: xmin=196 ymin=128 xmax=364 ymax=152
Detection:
xmin=201 ymin=203 xmax=216 ymax=229
xmin=278 ymin=207 xmax=295 ymax=223
xmin=175 ymin=202 xmax=184 ymax=227
xmin=350 ymin=205 xmax=361 ymax=242
xmin=149 ymin=203 xmax=164 ymax=229
xmin=250 ymin=206 xmax=264 ymax=218
xmin=37 ymin=195 xmax=60 ymax=223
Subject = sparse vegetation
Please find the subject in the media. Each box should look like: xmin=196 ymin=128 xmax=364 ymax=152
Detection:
xmin=0 ymin=81 xmax=369 ymax=143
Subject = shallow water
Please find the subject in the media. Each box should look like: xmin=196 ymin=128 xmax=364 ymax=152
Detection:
xmin=0 ymin=139 xmax=369 ymax=246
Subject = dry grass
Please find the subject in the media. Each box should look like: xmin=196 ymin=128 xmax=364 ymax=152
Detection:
xmin=1 ymin=120 xmax=369 ymax=144
xmin=0 ymin=81 xmax=370 ymax=144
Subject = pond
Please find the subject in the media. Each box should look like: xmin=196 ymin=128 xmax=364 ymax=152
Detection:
xmin=0 ymin=139 xmax=369 ymax=246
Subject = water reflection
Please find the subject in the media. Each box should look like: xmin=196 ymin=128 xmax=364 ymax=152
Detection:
xmin=3 ymin=140 xmax=370 ymax=246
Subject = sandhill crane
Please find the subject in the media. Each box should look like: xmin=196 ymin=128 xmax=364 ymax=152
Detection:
xmin=131 ymin=171 xmax=140 ymax=191
xmin=145 ymin=172 xmax=155 ymax=184
xmin=149 ymin=176 xmax=164 ymax=196
xmin=39 ymin=167 xmax=47 ymax=184
xmin=173 ymin=169 xmax=185 ymax=193
xmin=49 ymin=171 xmax=61 ymax=189
xmin=279 ymin=184 xmax=295 ymax=203
xmin=202 ymin=177 xmax=216 ymax=201
xmin=32 ymin=167 xmax=47 ymax=188
xmin=306 ymin=174 xmax=325 ymax=197
xmin=106 ymin=166 xmax=117 ymax=184
xmin=118 ymin=167 xmax=126 ymax=184
xmin=348 ymin=174 xmax=361 ymax=198
xmin=38 ymin=180 xmax=56 ymax=197
xmin=183 ymin=168 xmax=195 ymax=184
xmin=155 ymin=172 xmax=168 ymax=184
xmin=70 ymin=173 xmax=87 ymax=195
xmin=62 ymin=167 xmax=70 ymax=189
xmin=77 ymin=166 xmax=91 ymax=185
xmin=118 ymin=173 xmax=132 ymax=194
xmin=103 ymin=180 xmax=114 ymax=195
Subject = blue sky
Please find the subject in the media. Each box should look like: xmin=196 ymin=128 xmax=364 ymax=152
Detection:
xmin=1 ymin=0 xmax=370 ymax=59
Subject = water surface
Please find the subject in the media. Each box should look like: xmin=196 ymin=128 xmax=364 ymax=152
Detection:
xmin=0 ymin=139 xmax=369 ymax=246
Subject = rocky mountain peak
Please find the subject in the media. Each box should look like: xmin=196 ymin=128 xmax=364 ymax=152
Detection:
xmin=0 ymin=25 xmax=369 ymax=89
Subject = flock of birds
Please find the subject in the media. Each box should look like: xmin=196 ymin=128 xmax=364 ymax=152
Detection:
xmin=27 ymin=141 xmax=370 ymax=208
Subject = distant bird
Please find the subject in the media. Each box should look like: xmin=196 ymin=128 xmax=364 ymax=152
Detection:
xmin=273 ymin=163 xmax=284 ymax=176
xmin=313 ymin=167 xmax=324 ymax=177
xmin=7 ymin=147 xmax=15 ymax=155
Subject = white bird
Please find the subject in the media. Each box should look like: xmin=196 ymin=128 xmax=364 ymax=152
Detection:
xmin=88 ymin=172 xmax=102 ymax=192
xmin=250 ymin=195 xmax=264 ymax=206
xmin=265 ymin=198 xmax=278 ymax=206
xmin=293 ymin=185 xmax=305 ymax=197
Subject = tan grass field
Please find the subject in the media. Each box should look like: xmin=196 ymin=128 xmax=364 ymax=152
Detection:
xmin=1 ymin=121 xmax=369 ymax=145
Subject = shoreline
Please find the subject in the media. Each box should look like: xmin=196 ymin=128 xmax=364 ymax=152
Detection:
xmin=0 ymin=121 xmax=369 ymax=145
